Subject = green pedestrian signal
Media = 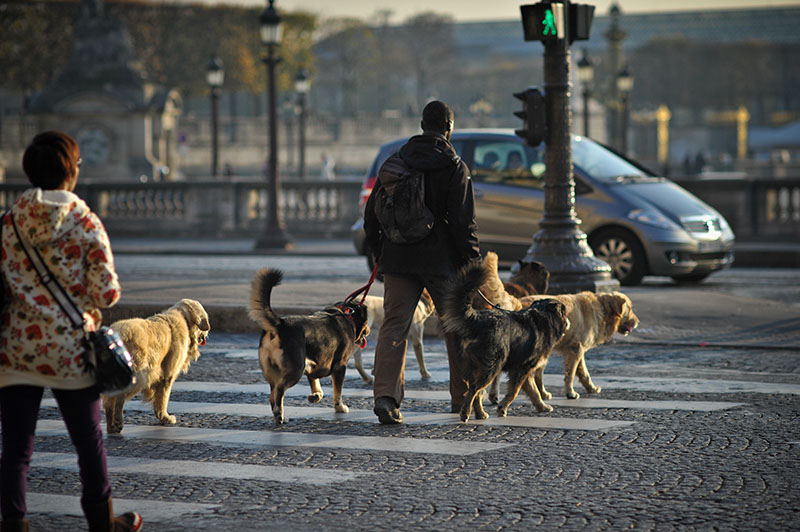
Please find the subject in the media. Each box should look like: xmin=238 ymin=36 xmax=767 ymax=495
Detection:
xmin=542 ymin=10 xmax=557 ymax=36
xmin=520 ymin=2 xmax=595 ymax=44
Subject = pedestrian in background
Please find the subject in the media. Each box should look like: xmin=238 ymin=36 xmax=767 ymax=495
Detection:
xmin=0 ymin=131 xmax=142 ymax=531
xmin=320 ymin=153 xmax=335 ymax=180
xmin=364 ymin=100 xmax=481 ymax=424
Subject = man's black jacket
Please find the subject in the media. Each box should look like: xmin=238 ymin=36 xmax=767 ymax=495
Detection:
xmin=364 ymin=132 xmax=480 ymax=277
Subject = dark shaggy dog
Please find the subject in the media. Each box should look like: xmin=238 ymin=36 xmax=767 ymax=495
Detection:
xmin=505 ymin=259 xmax=550 ymax=298
xmin=440 ymin=261 xmax=569 ymax=423
xmin=248 ymin=268 xmax=370 ymax=424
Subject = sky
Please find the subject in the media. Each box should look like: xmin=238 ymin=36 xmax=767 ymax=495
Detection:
xmin=174 ymin=0 xmax=800 ymax=22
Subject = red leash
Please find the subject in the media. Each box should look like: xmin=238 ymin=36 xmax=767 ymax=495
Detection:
xmin=344 ymin=263 xmax=379 ymax=305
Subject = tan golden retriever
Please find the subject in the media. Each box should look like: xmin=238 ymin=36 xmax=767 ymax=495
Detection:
xmin=353 ymin=290 xmax=436 ymax=383
xmin=102 ymin=299 xmax=211 ymax=433
xmin=513 ymin=291 xmax=639 ymax=401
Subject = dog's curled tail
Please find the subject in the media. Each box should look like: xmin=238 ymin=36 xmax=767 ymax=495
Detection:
xmin=248 ymin=268 xmax=284 ymax=333
xmin=440 ymin=260 xmax=490 ymax=335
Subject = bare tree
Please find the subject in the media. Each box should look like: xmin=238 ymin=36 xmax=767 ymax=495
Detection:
xmin=316 ymin=18 xmax=377 ymax=116
xmin=401 ymin=12 xmax=457 ymax=114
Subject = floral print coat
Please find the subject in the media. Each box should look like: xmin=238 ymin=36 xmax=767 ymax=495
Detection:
xmin=0 ymin=188 xmax=121 ymax=389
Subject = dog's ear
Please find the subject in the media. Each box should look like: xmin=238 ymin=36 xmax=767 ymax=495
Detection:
xmin=180 ymin=300 xmax=211 ymax=331
xmin=601 ymin=293 xmax=626 ymax=318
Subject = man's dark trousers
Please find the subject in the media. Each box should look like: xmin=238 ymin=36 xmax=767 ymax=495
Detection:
xmin=372 ymin=273 xmax=468 ymax=410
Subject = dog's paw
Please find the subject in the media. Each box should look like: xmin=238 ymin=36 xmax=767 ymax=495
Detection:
xmin=459 ymin=409 xmax=471 ymax=423
xmin=106 ymin=422 xmax=123 ymax=434
xmin=334 ymin=403 xmax=349 ymax=414
xmin=487 ymin=393 xmax=499 ymax=405
xmin=540 ymin=388 xmax=552 ymax=400
xmin=566 ymin=390 xmax=581 ymax=400
xmin=585 ymin=384 xmax=602 ymax=394
xmin=475 ymin=410 xmax=489 ymax=420
xmin=273 ymin=412 xmax=285 ymax=424
xmin=420 ymin=369 xmax=431 ymax=380
xmin=496 ymin=407 xmax=508 ymax=418
xmin=536 ymin=403 xmax=554 ymax=413
xmin=159 ymin=414 xmax=177 ymax=425
xmin=307 ymin=392 xmax=323 ymax=404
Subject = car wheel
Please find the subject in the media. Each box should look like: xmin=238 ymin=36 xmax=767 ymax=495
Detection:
xmin=590 ymin=228 xmax=647 ymax=286
xmin=671 ymin=272 xmax=711 ymax=284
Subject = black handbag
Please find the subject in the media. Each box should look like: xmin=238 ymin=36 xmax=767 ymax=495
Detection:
xmin=85 ymin=326 xmax=136 ymax=395
xmin=10 ymin=213 xmax=135 ymax=396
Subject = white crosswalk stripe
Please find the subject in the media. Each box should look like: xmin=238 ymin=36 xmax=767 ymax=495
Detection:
xmin=168 ymin=381 xmax=749 ymax=410
xmin=35 ymin=419 xmax=514 ymax=456
xmin=41 ymin=399 xmax=635 ymax=430
xmin=32 ymin=451 xmax=372 ymax=485
xmin=25 ymin=493 xmax=217 ymax=521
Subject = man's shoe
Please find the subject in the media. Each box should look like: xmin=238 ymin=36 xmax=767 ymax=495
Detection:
xmin=374 ymin=396 xmax=403 ymax=425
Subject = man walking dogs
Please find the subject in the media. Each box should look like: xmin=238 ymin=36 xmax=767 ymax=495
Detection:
xmin=364 ymin=100 xmax=481 ymax=424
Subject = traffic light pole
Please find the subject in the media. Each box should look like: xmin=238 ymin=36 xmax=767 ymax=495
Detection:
xmin=519 ymin=2 xmax=618 ymax=294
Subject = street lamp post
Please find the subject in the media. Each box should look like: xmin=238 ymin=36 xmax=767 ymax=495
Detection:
xmin=518 ymin=0 xmax=618 ymax=294
xmin=617 ymin=65 xmax=633 ymax=155
xmin=294 ymin=68 xmax=310 ymax=180
xmin=604 ymin=2 xmax=626 ymax=152
xmin=206 ymin=56 xmax=224 ymax=177
xmin=255 ymin=0 xmax=293 ymax=250
xmin=577 ymin=49 xmax=593 ymax=137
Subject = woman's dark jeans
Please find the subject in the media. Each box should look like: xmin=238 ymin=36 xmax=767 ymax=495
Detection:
xmin=0 ymin=385 xmax=111 ymax=519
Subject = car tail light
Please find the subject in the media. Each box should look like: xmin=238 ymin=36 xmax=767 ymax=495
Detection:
xmin=359 ymin=176 xmax=376 ymax=208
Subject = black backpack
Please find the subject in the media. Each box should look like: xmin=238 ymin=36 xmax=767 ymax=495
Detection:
xmin=373 ymin=153 xmax=435 ymax=244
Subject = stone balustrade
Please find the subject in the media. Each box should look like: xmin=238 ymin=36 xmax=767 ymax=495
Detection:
xmin=0 ymin=180 xmax=363 ymax=239
xmin=1 ymin=177 xmax=798 ymax=241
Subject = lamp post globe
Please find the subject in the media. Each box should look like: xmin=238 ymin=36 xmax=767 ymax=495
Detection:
xmin=206 ymin=56 xmax=224 ymax=89
xmin=294 ymin=68 xmax=310 ymax=180
xmin=259 ymin=0 xmax=282 ymax=46
xmin=206 ymin=56 xmax=224 ymax=177
xmin=255 ymin=0 xmax=293 ymax=250
xmin=576 ymin=48 xmax=593 ymax=137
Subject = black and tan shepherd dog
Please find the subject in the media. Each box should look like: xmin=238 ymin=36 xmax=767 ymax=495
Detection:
xmin=248 ymin=268 xmax=370 ymax=424
xmin=440 ymin=260 xmax=570 ymax=423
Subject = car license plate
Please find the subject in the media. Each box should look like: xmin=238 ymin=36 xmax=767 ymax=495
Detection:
xmin=698 ymin=241 xmax=722 ymax=252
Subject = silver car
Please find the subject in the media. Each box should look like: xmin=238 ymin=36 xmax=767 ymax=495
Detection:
xmin=353 ymin=129 xmax=735 ymax=286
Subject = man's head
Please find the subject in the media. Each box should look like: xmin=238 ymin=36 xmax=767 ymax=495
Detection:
xmin=23 ymin=130 xmax=81 ymax=191
xmin=421 ymin=100 xmax=454 ymax=139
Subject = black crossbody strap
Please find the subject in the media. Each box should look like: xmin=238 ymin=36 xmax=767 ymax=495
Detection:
xmin=10 ymin=213 xmax=86 ymax=331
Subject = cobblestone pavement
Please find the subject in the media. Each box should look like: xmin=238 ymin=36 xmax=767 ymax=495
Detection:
xmin=27 ymin=333 xmax=800 ymax=531
xmin=18 ymin=252 xmax=800 ymax=530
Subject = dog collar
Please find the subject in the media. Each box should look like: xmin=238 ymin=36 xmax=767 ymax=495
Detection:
xmin=334 ymin=304 xmax=367 ymax=348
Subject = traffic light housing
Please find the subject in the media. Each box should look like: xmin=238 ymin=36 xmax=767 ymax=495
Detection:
xmin=520 ymin=2 xmax=595 ymax=43
xmin=513 ymin=87 xmax=546 ymax=147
